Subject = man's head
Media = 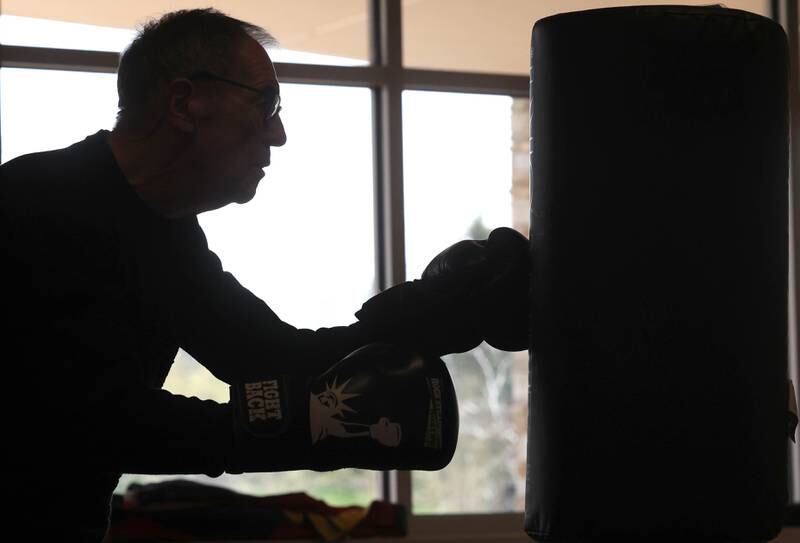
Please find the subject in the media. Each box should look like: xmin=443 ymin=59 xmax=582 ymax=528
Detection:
xmin=115 ymin=9 xmax=287 ymax=215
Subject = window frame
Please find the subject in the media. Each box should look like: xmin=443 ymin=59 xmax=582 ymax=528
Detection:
xmin=777 ymin=0 xmax=800 ymax=509
xmin=1 ymin=0 xmax=797 ymax=539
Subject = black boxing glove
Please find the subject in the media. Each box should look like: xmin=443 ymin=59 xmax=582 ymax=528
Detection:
xmin=447 ymin=227 xmax=528 ymax=352
xmin=356 ymin=227 xmax=529 ymax=355
xmin=355 ymin=275 xmax=485 ymax=356
xmin=226 ymin=343 xmax=458 ymax=473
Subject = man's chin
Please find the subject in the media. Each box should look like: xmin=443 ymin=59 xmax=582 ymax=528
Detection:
xmin=234 ymin=174 xmax=264 ymax=204
xmin=233 ymin=191 xmax=257 ymax=205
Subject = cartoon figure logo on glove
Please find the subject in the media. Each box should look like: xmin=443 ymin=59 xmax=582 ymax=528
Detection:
xmin=309 ymin=376 xmax=402 ymax=447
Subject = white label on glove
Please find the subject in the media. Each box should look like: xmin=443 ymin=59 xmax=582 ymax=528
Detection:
xmin=245 ymin=380 xmax=283 ymax=422
xmin=234 ymin=377 xmax=291 ymax=438
xmin=424 ymin=377 xmax=443 ymax=449
xmin=309 ymin=376 xmax=402 ymax=447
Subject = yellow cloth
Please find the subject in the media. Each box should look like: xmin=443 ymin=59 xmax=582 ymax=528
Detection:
xmin=284 ymin=506 xmax=369 ymax=542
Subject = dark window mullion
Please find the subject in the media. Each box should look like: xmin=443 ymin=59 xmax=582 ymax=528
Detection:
xmin=369 ymin=0 xmax=413 ymax=511
xmin=370 ymin=0 xmax=406 ymax=291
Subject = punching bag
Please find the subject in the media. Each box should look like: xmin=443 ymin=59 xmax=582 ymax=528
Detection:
xmin=525 ymin=5 xmax=790 ymax=542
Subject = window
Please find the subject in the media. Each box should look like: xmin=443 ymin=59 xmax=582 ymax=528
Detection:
xmin=402 ymin=90 xmax=528 ymax=513
xmin=0 ymin=67 xmax=118 ymax=162
xmin=1 ymin=0 xmax=796 ymax=540
xmin=401 ymin=0 xmax=770 ymax=74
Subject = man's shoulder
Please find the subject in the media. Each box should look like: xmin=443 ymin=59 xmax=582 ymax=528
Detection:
xmin=1 ymin=131 xmax=114 ymax=212
xmin=2 ymin=131 xmax=108 ymax=182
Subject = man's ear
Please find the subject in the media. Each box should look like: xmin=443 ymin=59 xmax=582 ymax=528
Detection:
xmin=166 ymin=79 xmax=197 ymax=133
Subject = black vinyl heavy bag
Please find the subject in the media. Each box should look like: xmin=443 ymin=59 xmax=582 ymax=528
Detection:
xmin=525 ymin=6 xmax=789 ymax=542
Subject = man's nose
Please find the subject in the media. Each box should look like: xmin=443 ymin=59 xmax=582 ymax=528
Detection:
xmin=265 ymin=114 xmax=287 ymax=147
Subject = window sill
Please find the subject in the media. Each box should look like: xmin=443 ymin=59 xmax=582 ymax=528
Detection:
xmin=117 ymin=526 xmax=800 ymax=543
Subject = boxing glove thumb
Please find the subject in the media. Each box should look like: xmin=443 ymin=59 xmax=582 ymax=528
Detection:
xmin=478 ymin=227 xmax=530 ymax=351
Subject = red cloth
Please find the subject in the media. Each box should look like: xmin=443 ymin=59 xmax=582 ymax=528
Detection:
xmin=106 ymin=480 xmax=406 ymax=541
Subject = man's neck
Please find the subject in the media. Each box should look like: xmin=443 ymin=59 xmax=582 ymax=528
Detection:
xmin=106 ymin=128 xmax=193 ymax=219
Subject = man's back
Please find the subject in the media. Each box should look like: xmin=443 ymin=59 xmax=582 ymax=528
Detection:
xmin=2 ymin=134 xmax=140 ymax=541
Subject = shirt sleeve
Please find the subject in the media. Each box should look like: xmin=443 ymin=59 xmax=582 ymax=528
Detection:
xmin=165 ymin=217 xmax=375 ymax=383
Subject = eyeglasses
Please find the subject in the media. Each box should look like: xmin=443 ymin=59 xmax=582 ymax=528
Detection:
xmin=188 ymin=71 xmax=281 ymax=121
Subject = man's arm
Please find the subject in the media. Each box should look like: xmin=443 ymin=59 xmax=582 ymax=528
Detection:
xmin=166 ymin=218 xmax=374 ymax=383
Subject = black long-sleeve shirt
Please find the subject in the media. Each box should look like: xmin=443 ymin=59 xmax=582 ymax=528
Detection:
xmin=1 ymin=131 xmax=373 ymax=535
